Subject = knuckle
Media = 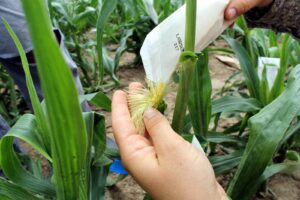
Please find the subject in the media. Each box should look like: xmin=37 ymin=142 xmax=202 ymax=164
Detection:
xmin=239 ymin=0 xmax=252 ymax=13
xmin=146 ymin=114 xmax=166 ymax=133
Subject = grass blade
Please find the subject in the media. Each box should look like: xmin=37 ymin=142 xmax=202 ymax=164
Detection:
xmin=188 ymin=50 xmax=211 ymax=141
xmin=224 ymin=37 xmax=260 ymax=100
xmin=269 ymin=34 xmax=291 ymax=100
xmin=209 ymin=150 xmax=244 ymax=175
xmin=21 ymin=0 xmax=88 ymax=199
xmin=0 ymin=177 xmax=41 ymax=200
xmin=2 ymin=18 xmax=51 ymax=153
xmin=96 ymin=0 xmax=118 ymax=83
xmin=212 ymin=96 xmax=262 ymax=115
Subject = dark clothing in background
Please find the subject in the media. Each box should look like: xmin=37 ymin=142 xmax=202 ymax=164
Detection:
xmin=245 ymin=0 xmax=300 ymax=39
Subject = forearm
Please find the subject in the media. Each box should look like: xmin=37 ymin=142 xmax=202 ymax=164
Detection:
xmin=245 ymin=0 xmax=300 ymax=39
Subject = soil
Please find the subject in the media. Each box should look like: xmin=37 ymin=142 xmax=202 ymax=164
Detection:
xmin=104 ymin=48 xmax=300 ymax=200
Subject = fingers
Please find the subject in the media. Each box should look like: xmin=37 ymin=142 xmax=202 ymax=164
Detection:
xmin=225 ymin=0 xmax=259 ymax=20
xmin=112 ymin=90 xmax=137 ymax=145
xmin=129 ymin=82 xmax=143 ymax=91
xmin=143 ymin=108 xmax=183 ymax=156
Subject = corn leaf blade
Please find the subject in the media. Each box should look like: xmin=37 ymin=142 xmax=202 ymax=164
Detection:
xmin=0 ymin=177 xmax=42 ymax=200
xmin=2 ymin=18 xmax=51 ymax=153
xmin=212 ymin=96 xmax=262 ymax=115
xmin=0 ymin=117 xmax=55 ymax=196
xmin=21 ymin=0 xmax=88 ymax=199
xmin=224 ymin=37 xmax=260 ymax=100
xmin=188 ymin=50 xmax=211 ymax=141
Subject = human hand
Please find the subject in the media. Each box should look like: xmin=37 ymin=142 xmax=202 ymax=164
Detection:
xmin=112 ymin=82 xmax=227 ymax=200
xmin=225 ymin=0 xmax=273 ymax=20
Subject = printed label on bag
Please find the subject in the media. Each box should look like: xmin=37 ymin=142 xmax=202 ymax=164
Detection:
xmin=140 ymin=0 xmax=231 ymax=83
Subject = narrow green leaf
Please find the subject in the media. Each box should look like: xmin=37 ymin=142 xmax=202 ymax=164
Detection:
xmin=269 ymin=34 xmax=291 ymax=100
xmin=209 ymin=150 xmax=244 ymax=175
xmin=279 ymin=120 xmax=300 ymax=147
xmin=92 ymin=114 xmax=107 ymax=164
xmin=0 ymin=178 xmax=41 ymax=200
xmin=0 ymin=133 xmax=55 ymax=197
xmin=188 ymin=50 xmax=211 ymax=141
xmin=259 ymin=64 xmax=270 ymax=105
xmin=80 ymin=92 xmax=111 ymax=111
xmin=212 ymin=96 xmax=262 ymax=114
xmin=2 ymin=19 xmax=51 ymax=153
xmin=90 ymin=165 xmax=110 ymax=200
xmin=2 ymin=114 xmax=51 ymax=161
xmin=224 ymin=37 xmax=260 ymax=100
xmin=245 ymin=150 xmax=300 ymax=198
xmin=96 ymin=0 xmax=118 ymax=83
xmin=207 ymin=133 xmax=246 ymax=146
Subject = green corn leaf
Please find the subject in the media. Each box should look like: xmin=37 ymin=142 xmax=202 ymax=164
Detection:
xmin=1 ymin=114 xmax=51 ymax=161
xmin=2 ymin=19 xmax=51 ymax=153
xmin=259 ymin=64 xmax=270 ymax=105
xmin=0 ymin=120 xmax=55 ymax=197
xmin=209 ymin=150 xmax=244 ymax=175
xmin=250 ymin=29 xmax=269 ymax=57
xmin=80 ymin=112 xmax=108 ymax=200
xmin=113 ymin=29 xmax=133 ymax=72
xmin=279 ymin=120 xmax=300 ymax=147
xmin=224 ymin=37 xmax=260 ymax=100
xmin=268 ymin=31 xmax=278 ymax=47
xmin=227 ymin=65 xmax=300 ymax=200
xmin=269 ymin=34 xmax=291 ymax=100
xmin=0 ymin=178 xmax=41 ymax=200
xmin=80 ymin=92 xmax=111 ymax=111
xmin=102 ymin=29 xmax=133 ymax=84
xmin=96 ymin=0 xmax=118 ymax=83
xmin=188 ymin=50 xmax=211 ymax=142
xmin=207 ymin=132 xmax=246 ymax=146
xmin=90 ymin=165 xmax=110 ymax=200
xmin=212 ymin=96 xmax=262 ymax=114
xmin=21 ymin=0 xmax=88 ymax=199
xmin=89 ymin=112 xmax=110 ymax=200
xmin=245 ymin=150 xmax=300 ymax=198
xmin=92 ymin=113 xmax=106 ymax=164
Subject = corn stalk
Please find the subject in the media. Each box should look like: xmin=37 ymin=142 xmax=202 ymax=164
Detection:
xmin=172 ymin=0 xmax=197 ymax=133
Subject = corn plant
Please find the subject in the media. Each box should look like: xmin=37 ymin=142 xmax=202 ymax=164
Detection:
xmin=0 ymin=0 xmax=113 ymax=199
xmin=50 ymin=0 xmax=127 ymax=89
xmin=0 ymin=65 xmax=22 ymax=125
xmin=207 ymin=17 xmax=300 ymax=199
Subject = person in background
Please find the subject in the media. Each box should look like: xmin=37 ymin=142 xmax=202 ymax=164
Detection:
xmin=112 ymin=0 xmax=300 ymax=199
xmin=0 ymin=0 xmax=89 ymax=139
xmin=225 ymin=0 xmax=300 ymax=39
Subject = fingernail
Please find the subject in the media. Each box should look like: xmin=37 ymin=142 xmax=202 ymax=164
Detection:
xmin=144 ymin=108 xmax=156 ymax=119
xmin=227 ymin=8 xmax=237 ymax=20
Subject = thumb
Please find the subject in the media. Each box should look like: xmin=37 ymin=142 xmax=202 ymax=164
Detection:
xmin=144 ymin=108 xmax=182 ymax=155
xmin=225 ymin=0 xmax=259 ymax=20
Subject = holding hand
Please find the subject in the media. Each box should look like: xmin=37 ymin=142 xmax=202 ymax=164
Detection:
xmin=225 ymin=0 xmax=274 ymax=20
xmin=112 ymin=82 xmax=227 ymax=200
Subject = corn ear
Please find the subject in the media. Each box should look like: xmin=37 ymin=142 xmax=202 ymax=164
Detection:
xmin=128 ymin=80 xmax=166 ymax=135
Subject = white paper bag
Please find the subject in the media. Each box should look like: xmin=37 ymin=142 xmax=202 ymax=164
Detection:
xmin=257 ymin=57 xmax=280 ymax=89
xmin=140 ymin=0 xmax=231 ymax=83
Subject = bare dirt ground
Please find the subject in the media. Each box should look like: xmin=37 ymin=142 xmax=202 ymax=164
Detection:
xmin=104 ymin=49 xmax=300 ymax=200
